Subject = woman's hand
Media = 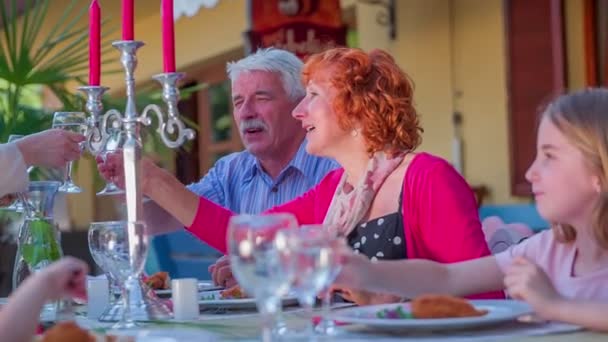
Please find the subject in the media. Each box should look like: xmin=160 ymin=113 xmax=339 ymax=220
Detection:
xmin=16 ymin=129 xmax=85 ymax=168
xmin=333 ymin=248 xmax=375 ymax=290
xmin=329 ymin=285 xmax=402 ymax=306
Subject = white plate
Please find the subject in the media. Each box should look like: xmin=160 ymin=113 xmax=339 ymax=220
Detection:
xmin=331 ymin=300 xmax=532 ymax=332
xmin=198 ymin=290 xmax=299 ymax=310
xmin=155 ymin=281 xmax=223 ymax=298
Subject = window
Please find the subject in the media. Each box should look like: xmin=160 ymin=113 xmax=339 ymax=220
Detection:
xmin=505 ymin=0 xmax=565 ymax=196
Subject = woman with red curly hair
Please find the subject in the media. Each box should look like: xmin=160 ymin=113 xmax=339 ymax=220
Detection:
xmin=99 ymin=47 xmax=503 ymax=302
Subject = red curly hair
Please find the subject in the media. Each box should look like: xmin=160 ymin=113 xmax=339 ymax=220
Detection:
xmin=302 ymin=47 xmax=422 ymax=156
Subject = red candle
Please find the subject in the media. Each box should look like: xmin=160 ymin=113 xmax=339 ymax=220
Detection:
xmin=161 ymin=0 xmax=176 ymax=73
xmin=88 ymin=0 xmax=101 ymax=86
xmin=122 ymin=0 xmax=134 ymax=40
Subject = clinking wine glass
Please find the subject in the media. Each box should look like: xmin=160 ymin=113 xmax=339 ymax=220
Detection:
xmin=227 ymin=213 xmax=298 ymax=342
xmin=96 ymin=131 xmax=125 ymax=196
xmin=51 ymin=112 xmax=88 ymax=193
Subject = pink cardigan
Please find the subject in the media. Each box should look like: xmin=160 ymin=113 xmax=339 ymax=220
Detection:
xmin=187 ymin=153 xmax=504 ymax=299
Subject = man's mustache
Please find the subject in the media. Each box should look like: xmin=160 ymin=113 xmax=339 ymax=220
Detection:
xmin=240 ymin=119 xmax=268 ymax=133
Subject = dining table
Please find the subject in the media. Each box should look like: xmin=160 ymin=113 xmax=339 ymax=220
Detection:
xmin=2 ymin=296 xmax=606 ymax=341
xmin=69 ymin=302 xmax=607 ymax=341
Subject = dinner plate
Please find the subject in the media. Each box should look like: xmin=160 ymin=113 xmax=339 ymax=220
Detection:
xmin=198 ymin=290 xmax=299 ymax=310
xmin=331 ymin=300 xmax=532 ymax=332
xmin=154 ymin=281 xmax=223 ymax=298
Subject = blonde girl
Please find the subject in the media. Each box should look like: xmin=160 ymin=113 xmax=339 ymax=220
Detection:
xmin=335 ymin=88 xmax=608 ymax=331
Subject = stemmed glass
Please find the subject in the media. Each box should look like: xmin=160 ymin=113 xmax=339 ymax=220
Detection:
xmin=96 ymin=130 xmax=125 ymax=196
xmin=276 ymin=225 xmax=342 ymax=339
xmin=88 ymin=220 xmax=148 ymax=329
xmin=227 ymin=213 xmax=297 ymax=342
xmin=315 ymin=226 xmax=345 ymax=336
xmin=88 ymin=222 xmax=123 ymax=307
xmin=51 ymin=112 xmax=88 ymax=193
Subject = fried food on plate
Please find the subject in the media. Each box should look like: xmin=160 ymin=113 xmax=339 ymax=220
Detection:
xmin=41 ymin=321 xmax=95 ymax=342
xmin=411 ymin=294 xmax=488 ymax=319
xmin=220 ymin=285 xmax=248 ymax=299
xmin=144 ymin=271 xmax=170 ymax=290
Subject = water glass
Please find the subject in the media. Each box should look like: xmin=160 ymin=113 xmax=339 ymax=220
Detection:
xmin=52 ymin=112 xmax=88 ymax=193
xmin=88 ymin=220 xmax=148 ymax=329
xmin=227 ymin=213 xmax=297 ymax=342
xmin=276 ymin=225 xmax=342 ymax=338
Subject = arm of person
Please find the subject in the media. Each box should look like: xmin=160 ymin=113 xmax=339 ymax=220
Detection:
xmin=143 ymin=157 xmax=230 ymax=236
xmin=0 ymin=143 xmax=28 ymax=197
xmin=336 ymin=251 xmax=505 ymax=299
xmin=1 ymin=129 xmax=84 ymax=198
xmin=410 ymin=158 xmax=505 ymax=299
xmin=187 ymin=170 xmax=338 ymax=253
xmin=145 ymin=165 xmax=200 ymax=233
xmin=0 ymin=257 xmax=87 ymax=342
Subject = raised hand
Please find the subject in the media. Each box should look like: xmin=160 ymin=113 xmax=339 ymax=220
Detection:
xmin=96 ymin=151 xmax=157 ymax=195
xmin=15 ymin=129 xmax=85 ymax=168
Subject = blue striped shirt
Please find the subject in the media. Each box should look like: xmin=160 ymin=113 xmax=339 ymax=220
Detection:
xmin=187 ymin=141 xmax=339 ymax=214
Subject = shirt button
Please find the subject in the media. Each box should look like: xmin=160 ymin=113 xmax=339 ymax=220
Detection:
xmin=271 ymin=187 xmax=278 ymax=193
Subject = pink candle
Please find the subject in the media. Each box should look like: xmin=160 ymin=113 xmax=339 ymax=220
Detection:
xmin=89 ymin=0 xmax=101 ymax=86
xmin=161 ymin=0 xmax=176 ymax=73
xmin=122 ymin=0 xmax=134 ymax=40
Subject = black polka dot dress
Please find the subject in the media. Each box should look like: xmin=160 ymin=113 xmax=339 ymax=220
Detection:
xmin=347 ymin=193 xmax=406 ymax=261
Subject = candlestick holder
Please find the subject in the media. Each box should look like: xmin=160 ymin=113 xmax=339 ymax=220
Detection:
xmin=79 ymin=40 xmax=195 ymax=324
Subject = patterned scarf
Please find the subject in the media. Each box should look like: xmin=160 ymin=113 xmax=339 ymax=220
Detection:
xmin=324 ymin=151 xmax=406 ymax=237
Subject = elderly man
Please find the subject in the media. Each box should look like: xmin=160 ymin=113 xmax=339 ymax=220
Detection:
xmin=99 ymin=48 xmax=337 ymax=283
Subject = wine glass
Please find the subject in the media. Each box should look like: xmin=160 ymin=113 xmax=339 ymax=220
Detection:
xmin=96 ymin=130 xmax=125 ymax=196
xmin=275 ymin=225 xmax=342 ymax=338
xmin=315 ymin=225 xmax=345 ymax=336
xmin=88 ymin=220 xmax=148 ymax=329
xmin=88 ymin=222 xmax=123 ymax=306
xmin=51 ymin=112 xmax=88 ymax=193
xmin=227 ymin=213 xmax=297 ymax=342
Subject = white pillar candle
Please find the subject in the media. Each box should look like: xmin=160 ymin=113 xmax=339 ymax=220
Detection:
xmin=172 ymin=278 xmax=199 ymax=320
xmin=86 ymin=275 xmax=109 ymax=319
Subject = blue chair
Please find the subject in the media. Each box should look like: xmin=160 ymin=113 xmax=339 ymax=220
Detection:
xmin=479 ymin=204 xmax=549 ymax=232
xmin=147 ymin=230 xmax=223 ymax=280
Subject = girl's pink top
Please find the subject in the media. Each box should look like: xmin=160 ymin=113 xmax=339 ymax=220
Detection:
xmin=496 ymin=229 xmax=608 ymax=300
xmin=187 ymin=153 xmax=504 ymax=299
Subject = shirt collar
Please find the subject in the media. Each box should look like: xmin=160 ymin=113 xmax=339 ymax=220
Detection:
xmin=242 ymin=140 xmax=315 ymax=183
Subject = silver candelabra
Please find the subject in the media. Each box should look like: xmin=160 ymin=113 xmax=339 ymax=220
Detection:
xmin=79 ymin=40 xmax=195 ymax=322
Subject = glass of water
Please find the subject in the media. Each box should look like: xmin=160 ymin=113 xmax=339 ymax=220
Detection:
xmin=275 ymin=224 xmax=342 ymax=338
xmin=52 ymin=112 xmax=88 ymax=193
xmin=88 ymin=220 xmax=148 ymax=329
xmin=227 ymin=213 xmax=297 ymax=342
xmin=88 ymin=221 xmax=123 ymax=304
